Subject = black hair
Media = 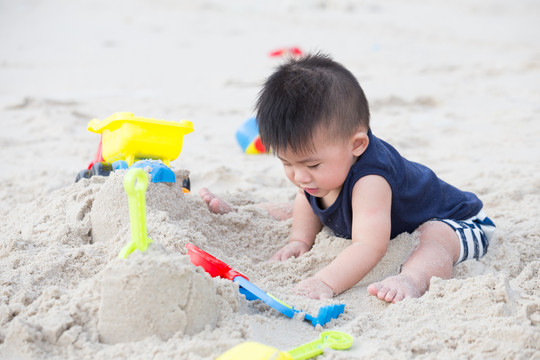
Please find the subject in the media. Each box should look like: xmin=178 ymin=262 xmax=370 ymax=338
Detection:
xmin=255 ymin=53 xmax=370 ymax=155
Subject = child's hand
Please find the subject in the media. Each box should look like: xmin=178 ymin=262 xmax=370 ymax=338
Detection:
xmin=293 ymin=277 xmax=335 ymax=300
xmin=270 ymin=241 xmax=311 ymax=261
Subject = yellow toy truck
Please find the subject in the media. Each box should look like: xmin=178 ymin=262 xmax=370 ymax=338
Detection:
xmin=75 ymin=112 xmax=193 ymax=188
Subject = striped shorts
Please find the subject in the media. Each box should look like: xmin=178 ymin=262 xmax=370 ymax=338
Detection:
xmin=435 ymin=211 xmax=496 ymax=264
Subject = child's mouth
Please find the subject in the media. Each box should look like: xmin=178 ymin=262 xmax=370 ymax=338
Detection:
xmin=303 ymin=187 xmax=319 ymax=195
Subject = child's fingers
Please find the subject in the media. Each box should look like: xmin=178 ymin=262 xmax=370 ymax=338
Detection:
xmin=270 ymin=242 xmax=301 ymax=261
xmin=293 ymin=277 xmax=334 ymax=299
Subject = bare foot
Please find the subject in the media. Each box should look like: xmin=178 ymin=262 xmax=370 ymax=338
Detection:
xmin=199 ymin=188 xmax=235 ymax=214
xmin=367 ymin=273 xmax=427 ymax=303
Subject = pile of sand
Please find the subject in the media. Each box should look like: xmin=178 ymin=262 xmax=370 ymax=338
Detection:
xmin=98 ymin=243 xmax=220 ymax=344
xmin=0 ymin=169 xmax=538 ymax=359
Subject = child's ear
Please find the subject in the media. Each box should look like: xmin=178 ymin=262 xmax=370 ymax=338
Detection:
xmin=351 ymin=131 xmax=369 ymax=156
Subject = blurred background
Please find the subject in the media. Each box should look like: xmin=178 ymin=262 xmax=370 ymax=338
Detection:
xmin=0 ymin=0 xmax=539 ymax=213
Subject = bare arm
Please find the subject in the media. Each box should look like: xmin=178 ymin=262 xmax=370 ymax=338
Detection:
xmin=271 ymin=189 xmax=323 ymax=260
xmin=296 ymin=175 xmax=392 ymax=297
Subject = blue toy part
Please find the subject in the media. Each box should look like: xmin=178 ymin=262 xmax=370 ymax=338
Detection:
xmin=303 ymin=303 xmax=346 ymax=327
xmin=130 ymin=160 xmax=176 ymax=183
xmin=233 ymin=276 xmax=345 ymax=327
xmin=234 ymin=276 xmax=296 ymax=318
xmin=112 ymin=160 xmax=129 ymax=170
xmin=235 ymin=116 xmax=267 ymax=154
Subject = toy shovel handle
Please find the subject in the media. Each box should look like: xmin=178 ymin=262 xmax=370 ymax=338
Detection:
xmin=118 ymin=168 xmax=152 ymax=258
xmin=286 ymin=331 xmax=353 ymax=360
xmin=185 ymin=243 xmax=247 ymax=281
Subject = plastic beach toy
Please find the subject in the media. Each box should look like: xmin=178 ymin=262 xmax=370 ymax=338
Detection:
xmin=217 ymin=330 xmax=353 ymax=360
xmin=75 ymin=112 xmax=193 ymax=190
xmin=118 ymin=168 xmax=153 ymax=259
xmin=269 ymin=46 xmax=304 ymax=58
xmin=87 ymin=112 xmax=194 ymax=166
xmin=235 ymin=116 xmax=267 ymax=154
xmin=185 ymin=243 xmax=345 ymax=326
xmin=130 ymin=160 xmax=176 ymax=183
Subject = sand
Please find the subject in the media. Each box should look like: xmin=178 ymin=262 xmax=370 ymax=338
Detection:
xmin=1 ymin=0 xmax=539 ymax=359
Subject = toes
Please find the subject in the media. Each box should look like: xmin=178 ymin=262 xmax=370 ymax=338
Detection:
xmin=384 ymin=288 xmax=398 ymax=303
xmin=368 ymin=283 xmax=390 ymax=301
xmin=367 ymin=283 xmax=380 ymax=296
xmin=368 ymin=275 xmax=425 ymax=303
xmin=376 ymin=285 xmax=391 ymax=300
xmin=368 ymin=282 xmax=395 ymax=302
xmin=199 ymin=188 xmax=213 ymax=204
xmin=209 ymin=198 xmax=233 ymax=214
xmin=208 ymin=198 xmax=223 ymax=213
xmin=392 ymin=289 xmax=405 ymax=303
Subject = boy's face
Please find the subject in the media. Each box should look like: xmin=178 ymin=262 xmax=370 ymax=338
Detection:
xmin=276 ymin=130 xmax=360 ymax=200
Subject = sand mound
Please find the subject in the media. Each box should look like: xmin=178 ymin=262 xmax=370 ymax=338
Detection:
xmin=0 ymin=172 xmax=246 ymax=358
xmin=90 ymin=170 xmax=190 ymax=244
xmin=98 ymin=244 xmax=219 ymax=344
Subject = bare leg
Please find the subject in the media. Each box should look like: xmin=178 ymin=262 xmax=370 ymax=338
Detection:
xmin=199 ymin=187 xmax=293 ymax=220
xmin=256 ymin=202 xmax=294 ymax=221
xmin=367 ymin=221 xmax=460 ymax=303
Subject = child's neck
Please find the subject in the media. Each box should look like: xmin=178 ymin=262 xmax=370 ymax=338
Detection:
xmin=317 ymin=187 xmax=342 ymax=209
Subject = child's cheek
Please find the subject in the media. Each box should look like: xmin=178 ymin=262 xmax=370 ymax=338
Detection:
xmin=283 ymin=167 xmax=295 ymax=183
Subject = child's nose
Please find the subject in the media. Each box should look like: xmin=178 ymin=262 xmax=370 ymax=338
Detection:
xmin=294 ymin=167 xmax=311 ymax=184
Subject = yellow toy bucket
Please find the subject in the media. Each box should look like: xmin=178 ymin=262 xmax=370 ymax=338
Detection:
xmin=87 ymin=112 xmax=193 ymax=166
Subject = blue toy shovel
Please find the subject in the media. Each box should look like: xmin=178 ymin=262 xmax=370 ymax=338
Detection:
xmin=186 ymin=243 xmax=345 ymax=326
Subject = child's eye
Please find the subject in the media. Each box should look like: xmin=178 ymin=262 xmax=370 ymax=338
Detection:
xmin=307 ymin=163 xmax=320 ymax=169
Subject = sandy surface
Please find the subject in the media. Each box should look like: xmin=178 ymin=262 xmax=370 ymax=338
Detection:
xmin=1 ymin=0 xmax=539 ymax=359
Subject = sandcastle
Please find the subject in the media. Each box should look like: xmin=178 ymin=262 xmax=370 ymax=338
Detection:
xmin=98 ymin=243 xmax=219 ymax=344
xmin=90 ymin=172 xmax=220 ymax=343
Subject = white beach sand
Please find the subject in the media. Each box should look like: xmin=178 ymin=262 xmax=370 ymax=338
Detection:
xmin=1 ymin=0 xmax=539 ymax=359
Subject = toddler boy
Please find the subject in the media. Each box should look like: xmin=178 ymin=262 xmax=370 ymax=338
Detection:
xmin=201 ymin=53 xmax=495 ymax=303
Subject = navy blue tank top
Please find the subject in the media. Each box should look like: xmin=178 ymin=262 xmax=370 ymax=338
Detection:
xmin=305 ymin=130 xmax=483 ymax=239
